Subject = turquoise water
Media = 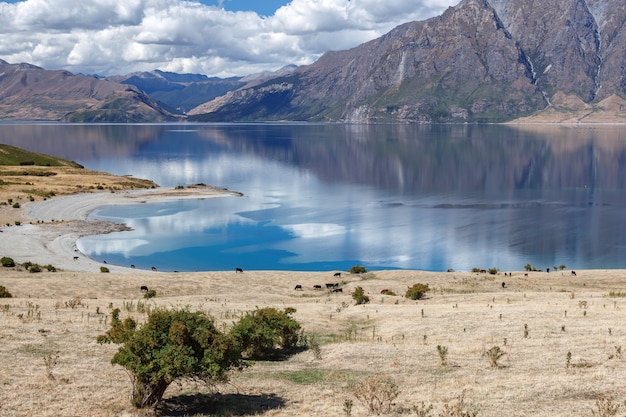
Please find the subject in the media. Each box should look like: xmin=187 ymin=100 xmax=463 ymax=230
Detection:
xmin=2 ymin=122 xmax=626 ymax=272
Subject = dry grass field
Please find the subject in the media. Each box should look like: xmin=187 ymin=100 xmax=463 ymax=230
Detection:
xmin=1 ymin=267 xmax=626 ymax=417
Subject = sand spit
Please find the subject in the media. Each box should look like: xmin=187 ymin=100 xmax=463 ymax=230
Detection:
xmin=0 ymin=186 xmax=241 ymax=272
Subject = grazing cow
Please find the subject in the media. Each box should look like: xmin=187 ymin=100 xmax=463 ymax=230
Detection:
xmin=294 ymin=284 xmax=303 ymax=291
xmin=546 ymin=268 xmax=550 ymax=273
xmin=332 ymin=288 xmax=343 ymax=293
xmin=571 ymin=270 xmax=577 ymax=276
xmin=151 ymin=266 xmax=157 ymax=271
xmin=73 ymin=256 xmax=79 ymax=261
xmin=130 ymin=264 xmax=136 ymax=269
xmin=501 ymin=282 xmax=506 ymax=288
xmin=313 ymin=285 xmax=322 ymax=290
xmin=334 ymin=272 xmax=341 ymax=277
xmin=140 ymin=286 xmax=149 ymax=292
xmin=333 ymin=283 xmax=339 ymax=288
xmin=235 ymin=267 xmax=244 ymax=273
xmin=325 ymin=283 xmax=334 ymax=288
xmin=480 ymin=269 xmax=487 ymax=274
xmin=381 ymin=289 xmax=389 ymax=294
xmin=524 ymin=273 xmax=528 ymax=277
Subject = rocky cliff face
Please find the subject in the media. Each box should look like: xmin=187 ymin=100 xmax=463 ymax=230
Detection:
xmin=0 ymin=60 xmax=178 ymax=122
xmin=190 ymin=0 xmax=626 ymax=123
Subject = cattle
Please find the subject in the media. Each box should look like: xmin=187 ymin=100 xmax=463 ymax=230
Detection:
xmin=501 ymin=282 xmax=506 ymax=288
xmin=313 ymin=285 xmax=322 ymax=290
xmin=140 ymin=286 xmax=149 ymax=292
xmin=235 ymin=267 xmax=244 ymax=273
xmin=73 ymin=256 xmax=79 ymax=261
xmin=524 ymin=273 xmax=528 ymax=277
xmin=571 ymin=270 xmax=577 ymax=276
xmin=294 ymin=284 xmax=303 ymax=291
xmin=151 ymin=266 xmax=157 ymax=271
xmin=325 ymin=283 xmax=334 ymax=288
xmin=332 ymin=288 xmax=343 ymax=293
xmin=381 ymin=289 xmax=389 ymax=294
xmin=480 ymin=269 xmax=487 ymax=274
xmin=334 ymin=272 xmax=341 ymax=277
xmin=130 ymin=264 xmax=136 ymax=269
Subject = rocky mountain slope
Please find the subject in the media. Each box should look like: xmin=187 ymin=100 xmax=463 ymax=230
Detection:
xmin=189 ymin=0 xmax=626 ymax=123
xmin=0 ymin=60 xmax=178 ymax=122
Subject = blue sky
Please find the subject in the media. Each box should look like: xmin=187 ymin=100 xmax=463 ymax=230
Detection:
xmin=217 ymin=0 xmax=289 ymax=16
xmin=0 ymin=0 xmax=458 ymax=77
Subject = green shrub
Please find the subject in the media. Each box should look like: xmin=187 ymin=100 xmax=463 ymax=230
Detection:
xmin=0 ymin=285 xmax=13 ymax=298
xmin=12 ymin=202 xmax=20 ymax=208
xmin=488 ymin=267 xmax=498 ymax=275
xmin=348 ymin=265 xmax=367 ymax=274
xmin=405 ymin=283 xmax=430 ymax=300
xmin=98 ymin=308 xmax=244 ymax=408
xmin=100 ymin=266 xmax=110 ymax=273
xmin=143 ymin=289 xmax=156 ymax=299
xmin=29 ymin=264 xmax=41 ymax=273
xmin=1 ymin=257 xmax=15 ymax=267
xmin=230 ymin=306 xmax=301 ymax=359
xmin=352 ymin=286 xmax=370 ymax=305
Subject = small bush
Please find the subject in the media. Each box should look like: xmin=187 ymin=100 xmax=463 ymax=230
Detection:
xmin=488 ymin=267 xmax=498 ymax=275
xmin=405 ymin=283 xmax=430 ymax=300
xmin=143 ymin=289 xmax=156 ymax=299
xmin=349 ymin=265 xmax=367 ymax=274
xmin=100 ymin=266 xmax=110 ymax=273
xmin=352 ymin=375 xmax=399 ymax=415
xmin=29 ymin=264 xmax=41 ymax=273
xmin=230 ymin=306 xmax=301 ymax=359
xmin=484 ymin=345 xmax=506 ymax=368
xmin=437 ymin=345 xmax=449 ymax=366
xmin=0 ymin=285 xmax=13 ymax=298
xmin=12 ymin=202 xmax=20 ymax=208
xmin=1 ymin=257 xmax=15 ymax=267
xmin=352 ymin=286 xmax=370 ymax=305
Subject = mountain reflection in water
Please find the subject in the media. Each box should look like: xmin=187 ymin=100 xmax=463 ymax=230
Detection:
xmin=1 ymin=122 xmax=626 ymax=272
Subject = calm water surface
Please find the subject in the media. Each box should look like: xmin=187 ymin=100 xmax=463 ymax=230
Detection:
xmin=2 ymin=122 xmax=626 ymax=272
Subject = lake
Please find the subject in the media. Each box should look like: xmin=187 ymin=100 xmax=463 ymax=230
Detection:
xmin=1 ymin=122 xmax=626 ymax=272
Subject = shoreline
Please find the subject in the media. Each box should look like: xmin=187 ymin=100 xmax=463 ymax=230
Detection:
xmin=0 ymin=185 xmax=241 ymax=273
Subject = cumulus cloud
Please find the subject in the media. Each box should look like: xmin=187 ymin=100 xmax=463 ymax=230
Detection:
xmin=0 ymin=0 xmax=458 ymax=77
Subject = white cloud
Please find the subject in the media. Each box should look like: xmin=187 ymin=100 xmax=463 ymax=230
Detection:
xmin=0 ymin=0 xmax=458 ymax=77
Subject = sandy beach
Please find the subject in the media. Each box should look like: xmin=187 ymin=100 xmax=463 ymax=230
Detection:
xmin=0 ymin=186 xmax=241 ymax=272
xmin=2 ymin=185 xmax=626 ymax=416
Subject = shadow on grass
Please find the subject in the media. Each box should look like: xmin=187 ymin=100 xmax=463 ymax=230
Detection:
xmin=159 ymin=392 xmax=285 ymax=416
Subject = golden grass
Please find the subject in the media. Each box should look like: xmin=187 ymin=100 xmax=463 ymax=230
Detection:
xmin=1 ymin=268 xmax=625 ymax=416
xmin=0 ymin=165 xmax=156 ymax=225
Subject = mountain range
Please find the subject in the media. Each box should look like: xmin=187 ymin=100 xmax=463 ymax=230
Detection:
xmin=2 ymin=0 xmax=626 ymax=123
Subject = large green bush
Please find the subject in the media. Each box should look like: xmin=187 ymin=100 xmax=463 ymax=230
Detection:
xmin=230 ymin=307 xmax=301 ymax=359
xmin=405 ymin=283 xmax=430 ymax=300
xmin=98 ymin=308 xmax=244 ymax=408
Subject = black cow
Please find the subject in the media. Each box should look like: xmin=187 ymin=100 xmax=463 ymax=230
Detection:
xmin=571 ymin=270 xmax=577 ymax=276
xmin=130 ymin=264 xmax=136 ymax=269
xmin=313 ymin=285 xmax=322 ymax=290
xmin=235 ymin=267 xmax=244 ymax=273
xmin=140 ymin=285 xmax=149 ymax=292
xmin=334 ymin=272 xmax=341 ymax=277
xmin=151 ymin=266 xmax=157 ymax=271
xmin=73 ymin=256 xmax=79 ymax=261
xmin=501 ymin=282 xmax=506 ymax=288
xmin=332 ymin=288 xmax=343 ymax=293
xmin=325 ymin=283 xmax=334 ymax=288
xmin=294 ymin=285 xmax=303 ymax=290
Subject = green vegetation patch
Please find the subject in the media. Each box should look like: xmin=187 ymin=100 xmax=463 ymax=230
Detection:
xmin=0 ymin=144 xmax=82 ymax=168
